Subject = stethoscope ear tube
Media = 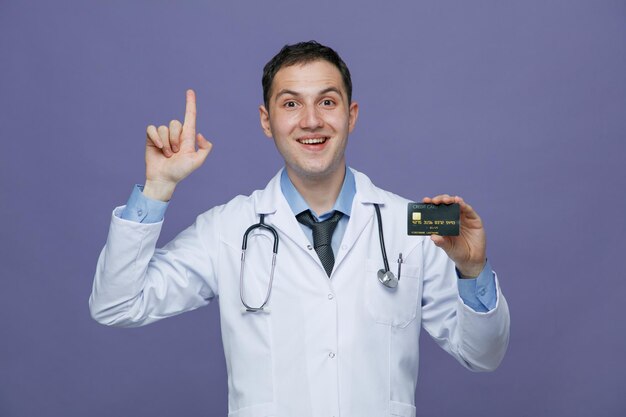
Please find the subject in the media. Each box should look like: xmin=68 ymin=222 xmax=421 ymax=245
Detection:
xmin=242 ymin=214 xmax=279 ymax=254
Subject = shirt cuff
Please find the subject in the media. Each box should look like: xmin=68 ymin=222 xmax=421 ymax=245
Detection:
xmin=119 ymin=184 xmax=169 ymax=223
xmin=456 ymin=260 xmax=497 ymax=312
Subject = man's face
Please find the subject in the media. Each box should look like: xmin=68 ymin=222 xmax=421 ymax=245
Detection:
xmin=259 ymin=60 xmax=359 ymax=184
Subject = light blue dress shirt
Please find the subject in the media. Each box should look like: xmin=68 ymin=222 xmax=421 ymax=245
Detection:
xmin=121 ymin=184 xmax=169 ymax=223
xmin=279 ymin=168 xmax=354 ymax=256
xmin=120 ymin=168 xmax=497 ymax=311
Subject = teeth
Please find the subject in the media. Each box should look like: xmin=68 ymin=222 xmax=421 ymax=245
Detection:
xmin=299 ymin=137 xmax=327 ymax=144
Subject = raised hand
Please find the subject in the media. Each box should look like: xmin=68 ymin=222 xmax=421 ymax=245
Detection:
xmin=143 ymin=89 xmax=213 ymax=201
xmin=422 ymin=194 xmax=486 ymax=278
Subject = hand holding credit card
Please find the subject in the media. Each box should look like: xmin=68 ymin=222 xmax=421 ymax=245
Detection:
xmin=414 ymin=194 xmax=487 ymax=278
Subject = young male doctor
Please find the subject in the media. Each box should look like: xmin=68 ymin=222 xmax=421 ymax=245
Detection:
xmin=90 ymin=41 xmax=510 ymax=417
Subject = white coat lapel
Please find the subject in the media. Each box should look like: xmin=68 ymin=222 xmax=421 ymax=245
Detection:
xmin=333 ymin=170 xmax=386 ymax=270
xmin=253 ymin=170 xmax=317 ymax=259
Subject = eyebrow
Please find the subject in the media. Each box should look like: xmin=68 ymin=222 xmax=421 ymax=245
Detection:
xmin=274 ymin=87 xmax=344 ymax=102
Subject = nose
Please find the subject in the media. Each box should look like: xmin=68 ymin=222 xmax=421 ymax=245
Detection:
xmin=299 ymin=105 xmax=324 ymax=130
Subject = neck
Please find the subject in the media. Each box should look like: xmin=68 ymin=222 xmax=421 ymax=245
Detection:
xmin=287 ymin=166 xmax=346 ymax=215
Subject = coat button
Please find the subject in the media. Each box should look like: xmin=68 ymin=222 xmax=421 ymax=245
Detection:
xmin=328 ymin=352 xmax=335 ymax=358
xmin=307 ymin=245 xmax=313 ymax=250
xmin=328 ymin=294 xmax=334 ymax=300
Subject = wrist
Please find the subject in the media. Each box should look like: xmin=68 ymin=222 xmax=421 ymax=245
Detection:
xmin=143 ymin=179 xmax=176 ymax=202
xmin=456 ymin=259 xmax=486 ymax=279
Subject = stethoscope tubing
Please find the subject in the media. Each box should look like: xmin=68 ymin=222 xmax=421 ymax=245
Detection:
xmin=374 ymin=204 xmax=391 ymax=273
xmin=240 ymin=214 xmax=278 ymax=312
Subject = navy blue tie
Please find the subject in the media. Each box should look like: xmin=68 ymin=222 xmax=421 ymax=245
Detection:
xmin=297 ymin=210 xmax=343 ymax=277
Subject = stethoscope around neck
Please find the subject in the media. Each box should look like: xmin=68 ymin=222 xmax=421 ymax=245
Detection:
xmin=239 ymin=203 xmax=400 ymax=313
xmin=239 ymin=214 xmax=278 ymax=312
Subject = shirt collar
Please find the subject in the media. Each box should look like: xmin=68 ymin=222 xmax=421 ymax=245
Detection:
xmin=280 ymin=167 xmax=356 ymax=220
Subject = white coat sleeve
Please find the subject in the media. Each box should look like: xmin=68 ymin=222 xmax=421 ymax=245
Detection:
xmin=420 ymin=240 xmax=510 ymax=372
xmin=89 ymin=206 xmax=219 ymax=327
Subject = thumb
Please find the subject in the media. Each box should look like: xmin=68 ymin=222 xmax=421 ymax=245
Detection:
xmin=190 ymin=133 xmax=212 ymax=169
xmin=195 ymin=133 xmax=213 ymax=161
xmin=430 ymin=235 xmax=452 ymax=252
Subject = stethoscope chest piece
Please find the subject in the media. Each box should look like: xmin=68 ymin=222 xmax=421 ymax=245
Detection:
xmin=377 ymin=269 xmax=398 ymax=288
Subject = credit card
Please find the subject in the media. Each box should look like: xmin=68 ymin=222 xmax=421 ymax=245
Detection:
xmin=407 ymin=202 xmax=460 ymax=236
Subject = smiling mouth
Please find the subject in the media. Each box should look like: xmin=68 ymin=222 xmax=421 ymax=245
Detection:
xmin=297 ymin=137 xmax=329 ymax=145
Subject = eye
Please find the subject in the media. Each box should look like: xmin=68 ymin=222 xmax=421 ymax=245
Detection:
xmin=321 ymin=99 xmax=335 ymax=106
xmin=284 ymin=100 xmax=297 ymax=108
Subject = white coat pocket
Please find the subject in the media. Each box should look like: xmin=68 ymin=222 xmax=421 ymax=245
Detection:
xmin=364 ymin=258 xmax=421 ymax=328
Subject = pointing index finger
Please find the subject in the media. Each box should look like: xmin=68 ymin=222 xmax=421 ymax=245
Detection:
xmin=183 ymin=89 xmax=197 ymax=134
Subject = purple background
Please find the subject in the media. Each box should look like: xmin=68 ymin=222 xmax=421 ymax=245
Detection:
xmin=1 ymin=1 xmax=625 ymax=416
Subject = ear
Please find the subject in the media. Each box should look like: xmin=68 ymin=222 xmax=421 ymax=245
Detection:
xmin=259 ymin=105 xmax=273 ymax=138
xmin=348 ymin=101 xmax=359 ymax=133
